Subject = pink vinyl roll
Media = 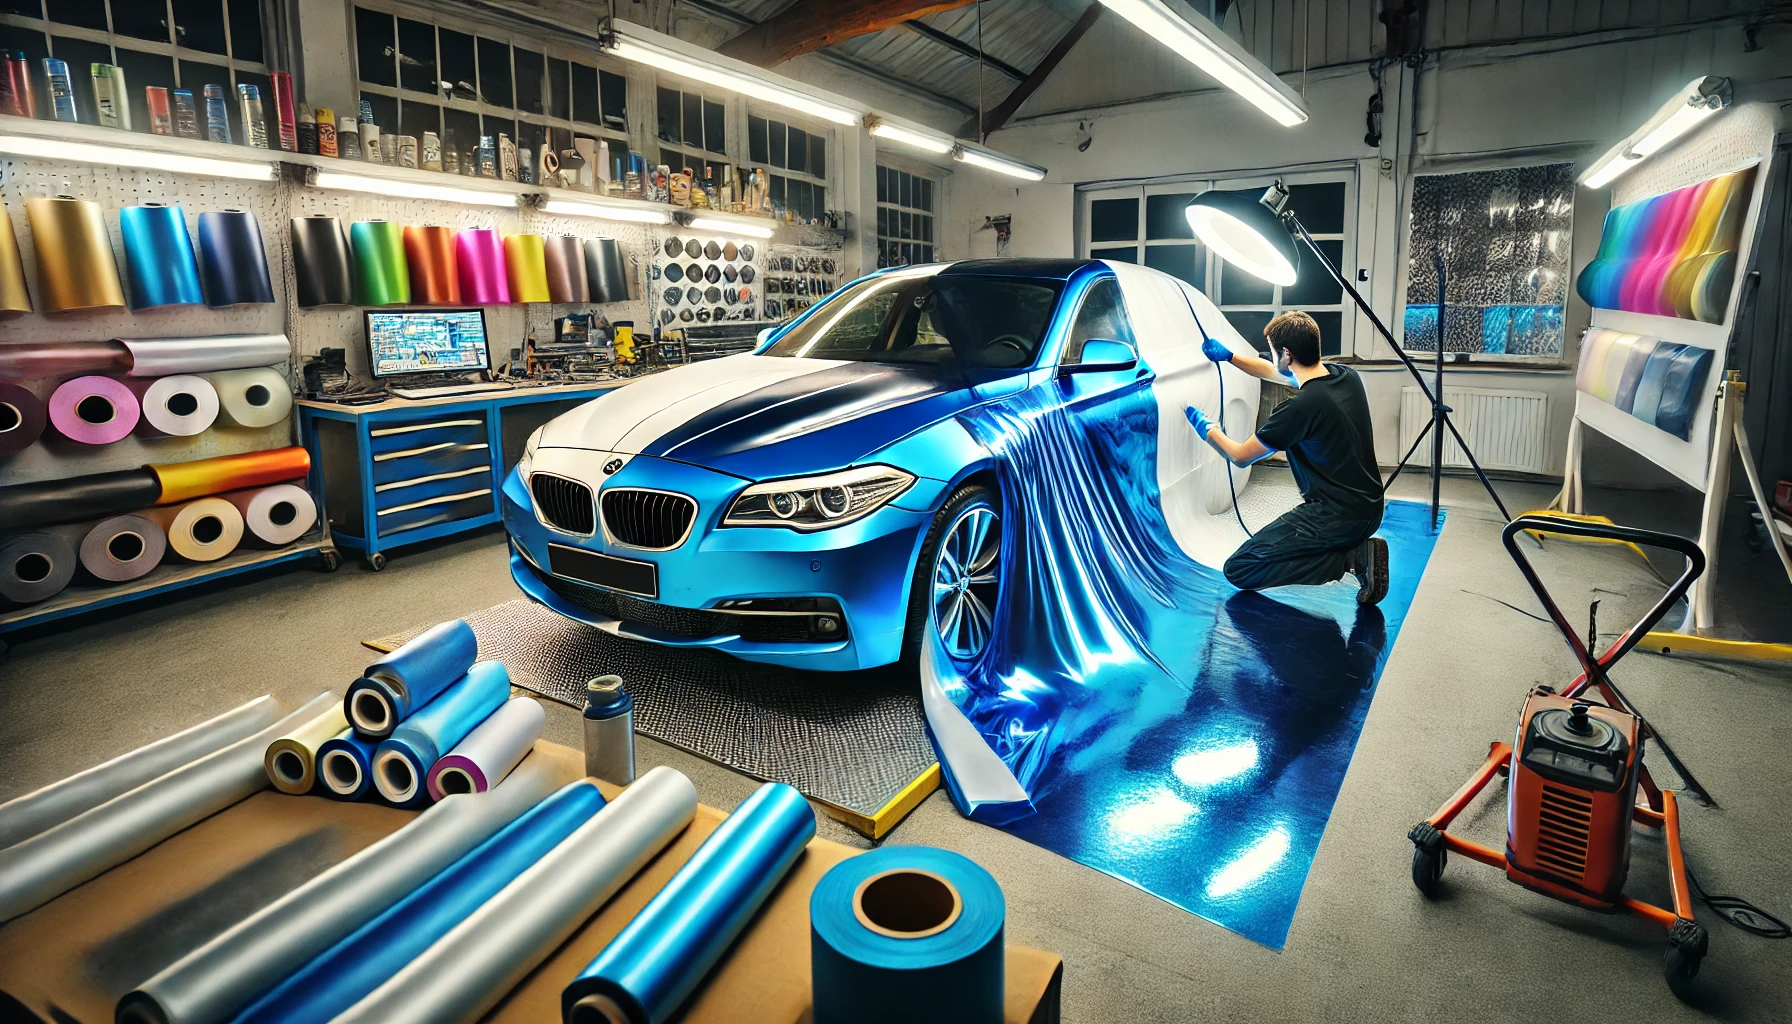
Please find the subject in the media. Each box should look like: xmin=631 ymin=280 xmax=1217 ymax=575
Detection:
xmin=426 ymin=696 xmax=545 ymax=799
xmin=454 ymin=228 xmax=510 ymax=305
xmin=48 ymin=376 xmax=141 ymax=444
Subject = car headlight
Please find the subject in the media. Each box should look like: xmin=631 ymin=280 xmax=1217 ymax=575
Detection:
xmin=517 ymin=426 xmax=542 ymax=479
xmin=724 ymin=466 xmax=915 ymax=530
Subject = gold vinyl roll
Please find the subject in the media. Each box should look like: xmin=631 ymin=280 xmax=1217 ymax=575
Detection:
xmin=25 ymin=197 xmax=125 ymax=312
xmin=262 ymin=703 xmax=350 ymax=795
xmin=144 ymin=498 xmax=245 ymax=562
xmin=0 ymin=205 xmax=31 ymax=317
xmin=150 ymin=446 xmax=312 ymax=505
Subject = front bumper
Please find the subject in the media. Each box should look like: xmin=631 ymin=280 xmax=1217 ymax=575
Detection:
xmin=501 ymin=456 xmax=929 ymax=672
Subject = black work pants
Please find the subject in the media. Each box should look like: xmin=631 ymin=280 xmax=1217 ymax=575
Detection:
xmin=1223 ymin=499 xmax=1383 ymax=591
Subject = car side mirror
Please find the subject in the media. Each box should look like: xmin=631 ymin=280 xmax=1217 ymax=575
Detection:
xmin=1059 ymin=338 xmax=1139 ymax=376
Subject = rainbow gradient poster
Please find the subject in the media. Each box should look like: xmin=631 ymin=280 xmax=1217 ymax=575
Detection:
xmin=1575 ymin=166 xmax=1756 ymax=324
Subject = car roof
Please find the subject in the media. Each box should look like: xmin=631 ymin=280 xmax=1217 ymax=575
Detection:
xmin=936 ymin=258 xmax=1097 ymax=281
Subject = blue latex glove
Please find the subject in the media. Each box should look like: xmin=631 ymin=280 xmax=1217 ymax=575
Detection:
xmin=1185 ymin=405 xmax=1214 ymax=440
xmin=1201 ymin=337 xmax=1232 ymax=363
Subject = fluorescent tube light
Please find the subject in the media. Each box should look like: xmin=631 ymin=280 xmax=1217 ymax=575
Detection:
xmin=0 ymin=134 xmax=276 ymax=180
xmin=311 ymin=170 xmax=520 ymax=208
xmin=1579 ymin=76 xmax=1731 ymax=189
xmin=688 ymin=216 xmax=776 ymax=239
xmin=868 ymin=120 xmax=955 ymax=155
xmin=541 ymin=197 xmax=674 ymax=225
xmin=953 ymin=146 xmax=1047 ymax=182
xmin=609 ymin=33 xmax=857 ymax=126
xmin=1094 ymin=0 xmax=1307 ymax=127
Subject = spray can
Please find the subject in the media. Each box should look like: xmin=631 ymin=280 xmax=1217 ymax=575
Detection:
xmin=477 ymin=135 xmax=497 ymax=178
xmin=270 ymin=70 xmax=297 ymax=151
xmin=42 ymin=58 xmax=76 ymax=122
xmin=422 ymin=130 xmax=442 ymax=172
xmin=296 ymin=103 xmax=316 ymax=153
xmin=0 ymin=51 xmax=32 ymax=118
xmin=202 ymin=84 xmax=230 ymax=142
xmin=236 ymin=83 xmax=267 ymax=147
xmin=92 ymin=64 xmax=129 ymax=129
xmin=582 ymin=675 xmax=636 ymax=786
xmin=314 ymin=105 xmax=337 ymax=156
xmin=498 ymin=133 xmax=518 ymax=181
xmin=172 ymin=89 xmax=200 ymax=139
xmin=336 ymin=115 xmax=361 ymax=159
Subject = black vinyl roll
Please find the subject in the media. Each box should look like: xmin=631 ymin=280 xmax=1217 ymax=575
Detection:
xmin=584 ymin=238 xmax=630 ymax=304
xmin=0 ymin=469 xmax=162 ymax=532
xmin=290 ymin=216 xmax=354 ymax=308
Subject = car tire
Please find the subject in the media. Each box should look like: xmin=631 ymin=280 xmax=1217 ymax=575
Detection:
xmin=899 ymin=482 xmax=1003 ymax=678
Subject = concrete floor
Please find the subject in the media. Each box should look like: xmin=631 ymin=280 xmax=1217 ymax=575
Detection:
xmin=3 ymin=471 xmax=1789 ymax=1023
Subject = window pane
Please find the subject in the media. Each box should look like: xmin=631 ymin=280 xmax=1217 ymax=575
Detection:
xmin=656 ymin=86 xmax=679 ymax=141
xmin=516 ymin=120 xmax=548 ymax=166
xmin=362 ymin=90 xmax=397 ymax=134
xmin=400 ymin=98 xmax=439 ymax=141
xmin=228 ymin=0 xmax=263 ymax=63
xmin=659 ymin=147 xmax=681 ymax=169
xmin=115 ymin=48 xmax=175 ymax=133
xmin=114 ymin=3 xmax=171 ymax=44
xmin=546 ymin=57 xmax=568 ymax=119
xmin=443 ymin=106 xmax=479 ymax=165
xmin=1289 ymin=182 xmax=1346 ymax=234
xmin=786 ymin=127 xmax=807 ymax=174
xmin=810 ymin=134 xmax=825 ymax=179
xmin=1219 ymin=259 xmax=1274 ymax=305
xmin=513 ymin=48 xmax=543 ymax=114
xmin=919 ymin=215 xmax=931 ymax=242
xmin=439 ymin=28 xmax=475 ymax=100
xmin=50 ymin=0 xmax=106 ymax=31
xmin=1145 ymin=193 xmax=1197 ymax=239
xmin=768 ymin=121 xmax=785 ymax=166
xmin=1064 ymin=278 xmax=1137 ymax=362
xmin=876 ymin=207 xmax=888 ymax=236
xmin=876 ymin=166 xmax=889 ymax=203
xmin=749 ymin=115 xmax=768 ymax=164
xmin=898 ymin=172 xmax=911 ymax=209
xmin=1224 ymin=311 xmax=1275 ymax=352
xmin=397 ymin=18 xmax=436 ymax=94
xmin=599 ymin=70 xmax=626 ymax=130
xmin=356 ymin=7 xmax=395 ymax=85
xmin=173 ymin=0 xmax=228 ymax=56
xmin=1143 ymin=244 xmax=1204 ymax=289
xmin=1089 ymin=197 xmax=1138 ymax=242
xmin=681 ymin=91 xmax=700 ymax=147
xmin=476 ymin=37 xmax=510 ymax=107
xmin=769 ymin=174 xmax=785 ymax=209
xmin=1309 ymin=311 xmax=1342 ymax=356
xmin=703 ymin=99 xmax=724 ymax=153
xmin=608 ymin=139 xmax=629 ymax=179
xmin=56 ymin=35 xmax=111 ymax=124
xmin=1090 ymin=246 xmax=1136 ymax=263
xmin=178 ymin=58 xmax=232 ymax=135
xmin=0 ymin=1 xmax=43 ymax=16
xmin=1282 ymin=239 xmax=1343 ymax=305
xmin=796 ymin=179 xmax=814 ymax=221
xmin=921 ymin=178 xmax=933 ymax=212
xmin=899 ymin=211 xmax=911 ymax=239
xmin=570 ymin=63 xmax=597 ymax=124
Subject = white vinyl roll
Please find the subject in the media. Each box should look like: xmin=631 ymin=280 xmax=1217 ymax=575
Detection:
xmin=145 ymin=498 xmax=245 ymax=563
xmin=427 ymin=697 xmax=546 ymax=798
xmin=136 ymin=375 xmax=220 ymax=436
xmin=206 ymin=367 xmax=293 ymax=429
xmin=117 ymin=756 xmax=562 ymax=1024
xmin=222 ymin=484 xmax=317 ymax=546
xmin=0 ymin=695 xmax=283 ymax=850
xmin=331 ymin=766 xmax=699 ymax=1024
xmin=0 ymin=692 xmax=338 ymax=924
xmin=120 ymin=335 xmax=292 ymax=377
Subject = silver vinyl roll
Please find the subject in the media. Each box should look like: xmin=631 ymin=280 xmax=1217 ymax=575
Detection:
xmin=0 ymin=694 xmax=282 ymax=849
xmin=117 ymin=755 xmax=562 ymax=1024
xmin=331 ymin=765 xmax=699 ymax=1024
xmin=119 ymin=335 xmax=292 ymax=377
xmin=0 ymin=692 xmax=337 ymax=925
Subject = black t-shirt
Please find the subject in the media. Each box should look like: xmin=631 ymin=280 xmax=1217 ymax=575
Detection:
xmin=1254 ymin=363 xmax=1383 ymax=516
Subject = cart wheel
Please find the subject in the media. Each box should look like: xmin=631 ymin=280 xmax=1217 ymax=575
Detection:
xmin=318 ymin=548 xmax=342 ymax=573
xmin=1410 ymin=844 xmax=1446 ymax=897
xmin=365 ymin=552 xmax=388 ymax=572
xmin=1663 ymin=945 xmax=1702 ymax=1001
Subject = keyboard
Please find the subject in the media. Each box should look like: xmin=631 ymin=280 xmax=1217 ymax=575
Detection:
xmin=387 ymin=381 xmax=517 ymax=400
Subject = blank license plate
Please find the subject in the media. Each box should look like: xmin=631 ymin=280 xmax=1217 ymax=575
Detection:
xmin=548 ymin=544 xmax=658 ymax=599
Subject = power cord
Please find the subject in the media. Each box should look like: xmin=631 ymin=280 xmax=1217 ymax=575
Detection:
xmin=1687 ymin=868 xmax=1790 ymax=939
xmin=1177 ymin=285 xmax=1252 ymax=538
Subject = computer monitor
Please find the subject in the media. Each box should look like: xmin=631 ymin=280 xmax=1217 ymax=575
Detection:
xmin=364 ymin=308 xmax=491 ymax=379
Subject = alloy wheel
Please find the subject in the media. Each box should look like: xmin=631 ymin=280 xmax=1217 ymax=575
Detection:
xmin=932 ymin=505 xmax=1001 ymax=660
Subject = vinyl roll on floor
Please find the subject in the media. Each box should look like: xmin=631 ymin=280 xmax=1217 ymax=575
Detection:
xmin=196 ymin=210 xmax=275 ymax=307
xmin=0 ymin=381 xmax=46 ymax=455
xmin=0 ymin=529 xmax=77 ymax=604
xmin=809 ymin=847 xmax=1005 ymax=1024
xmin=314 ymin=729 xmax=377 ymax=800
xmin=119 ymin=204 xmax=203 ymax=310
xmin=222 ymin=483 xmax=316 ymax=546
xmin=0 ymin=203 xmax=31 ymax=317
xmin=504 ymin=234 xmax=551 ymax=303
xmin=403 ymin=225 xmax=460 ymax=305
xmin=122 ymin=335 xmax=292 ymax=377
xmin=334 ymin=766 xmax=699 ymax=1024
xmin=0 ymin=468 xmax=161 ymax=532
xmin=262 ymin=702 xmax=351 ymax=795
xmin=0 ymin=340 xmax=130 ymax=378
xmin=373 ymin=660 xmax=511 ymax=807
xmin=563 ymin=782 xmax=816 ymax=1024
xmin=543 ymin=235 xmax=589 ymax=304
xmin=206 ymin=367 xmax=292 ymax=428
xmin=145 ymin=498 xmax=245 ymax=563
xmin=351 ymin=221 xmax=410 ymax=306
xmin=150 ymin=447 xmax=311 ymax=504
xmin=291 ymin=216 xmax=354 ymax=307
xmin=116 ymin=757 xmax=561 ymax=1024
xmin=76 ymin=513 xmax=167 ymax=582
xmin=428 ymin=696 xmax=545 ymax=799
xmin=584 ymin=238 xmax=629 ymax=304
xmin=232 ymin=780 xmax=606 ymax=1024
xmin=456 ymin=228 xmax=510 ymax=305
xmin=0 ymin=691 xmax=337 ymax=924
xmin=133 ymin=375 xmax=220 ymax=437
xmin=347 ymin=619 xmax=478 ymax=739
xmin=48 ymin=376 xmax=140 ymax=444
xmin=26 ymin=196 xmax=125 ymax=312
xmin=0 ymin=694 xmax=281 ymax=849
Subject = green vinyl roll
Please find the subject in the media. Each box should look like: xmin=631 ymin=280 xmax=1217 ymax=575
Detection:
xmin=350 ymin=220 xmax=409 ymax=306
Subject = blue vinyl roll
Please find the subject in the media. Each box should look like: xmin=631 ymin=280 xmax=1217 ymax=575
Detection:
xmin=346 ymin=619 xmax=478 ymax=739
xmin=371 ymin=661 xmax=510 ymax=808
xmin=229 ymin=780 xmax=606 ymax=1024
xmin=197 ymin=210 xmax=276 ymax=306
xmin=119 ymin=204 xmax=203 ymax=310
xmin=562 ymin=782 xmax=816 ymax=1024
xmin=314 ymin=729 xmax=377 ymax=801
xmin=809 ymin=846 xmax=1005 ymax=1024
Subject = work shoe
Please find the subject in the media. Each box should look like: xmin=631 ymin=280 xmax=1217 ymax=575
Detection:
xmin=1348 ymin=536 xmax=1389 ymax=605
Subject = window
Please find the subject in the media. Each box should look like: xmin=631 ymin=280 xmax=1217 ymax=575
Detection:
xmin=353 ymin=5 xmax=628 ymax=178
xmin=1 ymin=0 xmax=270 ymax=142
xmin=655 ymin=85 xmax=728 ymax=182
xmin=876 ymin=165 xmax=935 ymax=268
xmin=748 ymin=113 xmax=829 ymax=225
xmin=1062 ymin=278 xmax=1136 ymax=363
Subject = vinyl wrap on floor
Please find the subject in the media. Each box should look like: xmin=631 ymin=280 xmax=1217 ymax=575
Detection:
xmin=427 ymin=696 xmax=544 ymax=799
xmin=372 ymin=661 xmax=510 ymax=807
xmin=315 ymin=730 xmax=377 ymax=801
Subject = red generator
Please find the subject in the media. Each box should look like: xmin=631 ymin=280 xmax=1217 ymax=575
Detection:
xmin=1408 ymin=515 xmax=1709 ymax=999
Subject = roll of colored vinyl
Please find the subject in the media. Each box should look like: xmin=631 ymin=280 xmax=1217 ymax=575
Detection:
xmin=133 ymin=375 xmax=220 ymax=437
xmin=232 ymin=781 xmax=607 ymax=1024
xmin=428 ymin=696 xmax=545 ymax=799
xmin=351 ymin=220 xmax=410 ymax=306
xmin=77 ymin=513 xmax=167 ymax=582
xmin=146 ymin=497 xmax=245 ymax=563
xmin=206 ymin=366 xmax=292 ymax=428
xmin=150 ymin=446 xmax=311 ymax=504
xmin=315 ymin=729 xmax=377 ymax=800
xmin=0 ymin=694 xmax=280 ymax=849
xmin=119 ymin=204 xmax=204 ymax=310
xmin=332 ymin=767 xmax=698 ymax=1024
xmin=585 ymin=238 xmax=630 ymax=304
xmin=403 ymin=225 xmax=460 ymax=305
xmin=810 ymin=846 xmax=1006 ymax=1024
xmin=0 ymin=340 xmax=130 ymax=378
xmin=504 ymin=234 xmax=552 ymax=303
xmin=543 ymin=235 xmax=590 ymax=303
xmin=291 ymin=215 xmax=354 ymax=307
xmin=0 ymin=530 xmax=77 ymax=604
xmin=116 ymin=758 xmax=560 ymax=1024
xmin=456 ymin=228 xmax=511 ymax=305
xmin=0 ymin=204 xmax=32 ymax=317
xmin=347 ymin=618 xmax=479 ymax=738
xmin=0 ymin=381 xmax=47 ymax=455
xmin=196 ymin=210 xmax=276 ymax=306
xmin=563 ymin=782 xmax=817 ymax=1024
xmin=0 ymin=691 xmax=337 ymax=924
xmin=0 ymin=468 xmax=161 ymax=532
xmin=372 ymin=660 xmax=511 ymax=807
xmin=223 ymin=483 xmax=317 ymax=546
xmin=48 ymin=376 xmax=141 ymax=444
xmin=263 ymin=702 xmax=350 ymax=795
xmin=25 ymin=196 xmax=126 ymax=312
xmin=121 ymin=334 xmax=292 ymax=377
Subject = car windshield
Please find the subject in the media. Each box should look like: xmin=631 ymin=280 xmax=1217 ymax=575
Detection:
xmin=762 ymin=269 xmax=1063 ymax=369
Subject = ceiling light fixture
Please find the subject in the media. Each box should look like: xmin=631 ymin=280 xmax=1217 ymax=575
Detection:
xmin=1579 ymin=76 xmax=1732 ymax=189
xmin=311 ymin=169 xmax=520 ymax=208
xmin=608 ymin=28 xmax=858 ymax=126
xmin=541 ymin=197 xmax=674 ymax=225
xmin=0 ymin=134 xmax=277 ymax=180
xmin=1093 ymin=0 xmax=1308 ymax=126
xmin=866 ymin=116 xmax=955 ymax=155
xmin=952 ymin=145 xmax=1047 ymax=182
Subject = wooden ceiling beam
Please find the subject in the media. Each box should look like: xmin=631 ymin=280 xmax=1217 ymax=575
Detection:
xmin=717 ymin=0 xmax=979 ymax=67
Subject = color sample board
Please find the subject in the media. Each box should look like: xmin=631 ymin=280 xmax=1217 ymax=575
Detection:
xmin=1573 ymin=327 xmax=1714 ymax=441
xmin=1574 ymin=165 xmax=1756 ymax=324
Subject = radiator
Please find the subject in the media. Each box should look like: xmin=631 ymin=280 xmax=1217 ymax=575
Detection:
xmin=1398 ymin=386 xmax=1551 ymax=474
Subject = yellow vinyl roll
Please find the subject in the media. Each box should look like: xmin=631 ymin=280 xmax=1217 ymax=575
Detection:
xmin=504 ymin=233 xmax=551 ymax=303
xmin=144 ymin=498 xmax=245 ymax=562
xmin=262 ymin=703 xmax=350 ymax=795
xmin=150 ymin=447 xmax=312 ymax=505
xmin=205 ymin=367 xmax=294 ymax=428
xmin=25 ymin=197 xmax=125 ymax=312
xmin=0 ymin=205 xmax=31 ymax=317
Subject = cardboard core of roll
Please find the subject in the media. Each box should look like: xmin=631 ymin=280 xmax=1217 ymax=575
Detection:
xmin=268 ymin=500 xmax=298 ymax=526
xmin=569 ymin=995 xmax=631 ymax=1024
xmin=437 ymin=767 xmax=475 ymax=795
xmin=245 ymin=384 xmax=271 ymax=406
xmin=191 ymin=515 xmax=225 ymax=544
xmin=273 ymin=749 xmax=307 ymax=785
xmin=377 ymin=752 xmax=416 ymax=801
xmin=76 ymin=395 xmax=115 ymax=424
xmin=166 ymin=391 xmax=200 ymax=416
xmin=0 ymin=402 xmax=19 ymax=432
xmin=107 ymin=531 xmax=146 ymax=562
xmin=13 ymin=552 xmax=51 ymax=584
xmin=322 ymin=749 xmax=361 ymax=793
xmin=353 ymin=689 xmax=392 ymax=732
xmin=852 ymin=869 xmax=962 ymax=939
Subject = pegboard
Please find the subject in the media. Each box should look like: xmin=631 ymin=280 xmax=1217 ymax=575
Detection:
xmin=1612 ymin=101 xmax=1777 ymax=207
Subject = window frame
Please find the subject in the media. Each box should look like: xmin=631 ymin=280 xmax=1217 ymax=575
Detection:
xmin=747 ymin=104 xmax=832 ymax=224
xmin=1059 ymin=275 xmax=1137 ymax=366
xmin=875 ymin=162 xmax=937 ymax=269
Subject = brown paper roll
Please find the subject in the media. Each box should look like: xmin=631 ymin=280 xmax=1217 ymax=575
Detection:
xmin=0 ymin=205 xmax=31 ymax=318
xmin=143 ymin=498 xmax=244 ymax=563
xmin=26 ymin=198 xmax=125 ymax=313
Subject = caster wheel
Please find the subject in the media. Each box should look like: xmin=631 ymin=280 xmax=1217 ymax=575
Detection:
xmin=365 ymin=552 xmax=388 ymax=572
xmin=1663 ymin=945 xmax=1702 ymax=1001
xmin=1411 ymin=844 xmax=1446 ymax=898
xmin=318 ymin=549 xmax=342 ymax=572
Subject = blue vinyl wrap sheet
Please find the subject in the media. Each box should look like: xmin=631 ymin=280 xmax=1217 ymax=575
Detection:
xmin=197 ymin=210 xmax=277 ymax=307
xmin=562 ymin=782 xmax=816 ymax=1024
xmin=928 ymin=386 xmax=1440 ymax=949
xmin=374 ymin=661 xmax=511 ymax=808
xmin=314 ymin=729 xmax=377 ymax=801
xmin=119 ymin=204 xmax=203 ymax=310
xmin=349 ymin=618 xmax=479 ymax=739
xmin=229 ymin=780 xmax=606 ymax=1024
